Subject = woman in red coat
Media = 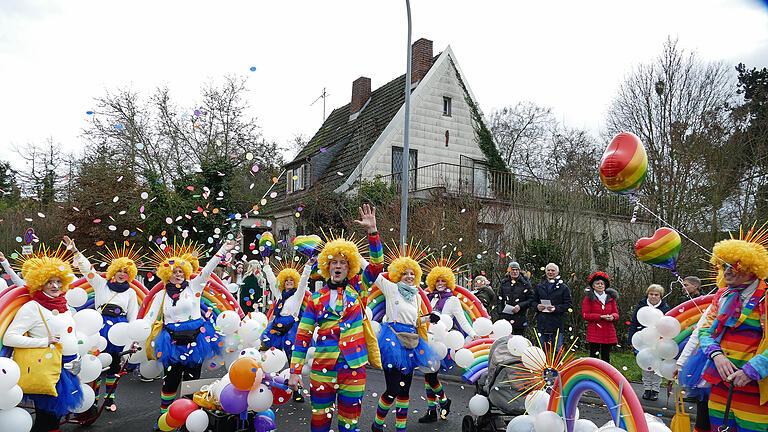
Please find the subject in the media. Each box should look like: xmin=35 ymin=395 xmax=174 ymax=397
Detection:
xmin=582 ymin=271 xmax=619 ymax=362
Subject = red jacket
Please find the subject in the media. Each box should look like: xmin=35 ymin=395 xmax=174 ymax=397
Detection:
xmin=581 ymin=290 xmax=619 ymax=344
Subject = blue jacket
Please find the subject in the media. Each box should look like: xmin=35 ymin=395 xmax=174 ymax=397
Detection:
xmin=532 ymin=277 xmax=573 ymax=333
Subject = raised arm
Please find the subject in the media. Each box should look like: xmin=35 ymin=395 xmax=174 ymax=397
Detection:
xmin=0 ymin=252 xmax=25 ymax=288
xmin=262 ymin=261 xmax=280 ymax=298
xmin=354 ymin=205 xmax=383 ymax=294
xmin=375 ymin=273 xmax=398 ymax=298
xmin=285 ymin=261 xmax=314 ymax=316
xmin=192 ymin=240 xmax=235 ymax=293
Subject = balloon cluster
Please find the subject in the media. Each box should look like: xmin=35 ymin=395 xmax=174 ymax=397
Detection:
xmin=157 ymin=399 xmax=209 ymax=432
xmin=0 ymin=358 xmax=32 ymax=432
xmin=215 ymin=311 xmax=269 ymax=369
xmin=632 ymin=307 xmax=681 ymax=379
xmin=503 ymin=391 xmax=572 ymax=432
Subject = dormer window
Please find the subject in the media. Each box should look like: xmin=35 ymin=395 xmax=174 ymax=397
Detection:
xmin=443 ymin=96 xmax=452 ymax=117
xmin=286 ymin=163 xmax=311 ymax=194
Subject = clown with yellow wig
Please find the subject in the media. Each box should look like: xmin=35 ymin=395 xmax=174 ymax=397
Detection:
xmin=371 ymin=243 xmax=440 ymax=432
xmin=698 ymin=224 xmax=768 ymax=432
xmin=145 ymin=239 xmax=234 ymax=420
xmin=418 ymin=257 xmax=478 ymax=424
xmin=63 ymin=236 xmax=140 ymax=412
xmin=4 ymin=246 xmax=84 ymax=431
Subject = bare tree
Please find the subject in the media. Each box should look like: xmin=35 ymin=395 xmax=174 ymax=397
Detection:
xmin=14 ymin=138 xmax=66 ymax=204
xmin=605 ymin=38 xmax=737 ymax=232
xmin=489 ymin=102 xmax=556 ymax=179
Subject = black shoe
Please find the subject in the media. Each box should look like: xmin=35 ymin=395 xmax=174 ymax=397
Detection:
xmin=372 ymin=423 xmax=384 ymax=432
xmin=105 ymin=397 xmax=117 ymax=412
xmin=418 ymin=410 xmax=437 ymax=424
xmin=682 ymin=395 xmax=698 ymax=402
xmin=294 ymin=390 xmax=305 ymax=403
xmin=642 ymin=390 xmax=651 ymax=400
xmin=649 ymin=391 xmax=659 ymax=401
xmin=439 ymin=399 xmax=452 ymax=419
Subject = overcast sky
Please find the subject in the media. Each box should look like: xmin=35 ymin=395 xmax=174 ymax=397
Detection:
xmin=1 ymin=0 xmax=766 ymax=168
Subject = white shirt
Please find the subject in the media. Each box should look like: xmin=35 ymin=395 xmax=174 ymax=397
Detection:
xmin=1 ymin=259 xmax=25 ymax=287
xmin=73 ymin=252 xmax=138 ymax=321
xmin=431 ymin=294 xmax=477 ymax=337
xmin=263 ymin=262 xmax=312 ymax=317
xmin=377 ymin=275 xmax=421 ymax=326
xmin=595 ymin=292 xmax=607 ymax=305
xmin=676 ymin=304 xmax=713 ymax=367
xmin=146 ymin=245 xmax=226 ymax=324
xmin=5 ymin=300 xmax=80 ymax=355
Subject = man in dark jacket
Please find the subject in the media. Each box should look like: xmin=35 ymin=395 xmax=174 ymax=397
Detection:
xmin=532 ymin=263 xmax=572 ymax=353
xmin=497 ymin=261 xmax=534 ymax=335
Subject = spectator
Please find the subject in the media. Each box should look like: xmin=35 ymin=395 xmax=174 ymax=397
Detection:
xmin=497 ymin=262 xmax=534 ymax=335
xmin=240 ymin=260 xmax=266 ymax=314
xmin=532 ymin=263 xmax=572 ymax=353
xmin=628 ymin=283 xmax=671 ymax=401
xmin=471 ymin=275 xmax=497 ymax=321
xmin=679 ymin=275 xmax=702 ymax=304
xmin=581 ymin=271 xmax=619 ymax=362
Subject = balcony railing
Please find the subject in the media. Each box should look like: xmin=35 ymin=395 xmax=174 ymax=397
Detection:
xmin=378 ymin=162 xmax=638 ymax=218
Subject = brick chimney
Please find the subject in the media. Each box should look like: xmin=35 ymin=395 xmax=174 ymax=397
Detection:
xmin=350 ymin=76 xmax=371 ymax=116
xmin=411 ymin=38 xmax=433 ymax=84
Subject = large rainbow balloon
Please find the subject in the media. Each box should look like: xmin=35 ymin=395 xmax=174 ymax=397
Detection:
xmin=634 ymin=227 xmax=681 ymax=272
xmin=460 ymin=337 xmax=495 ymax=383
xmin=259 ymin=232 xmax=275 ymax=258
xmin=599 ymin=132 xmax=648 ymax=195
xmin=548 ymin=357 xmax=649 ymax=432
xmin=293 ymin=235 xmax=322 ymax=259
xmin=137 ymin=272 xmax=244 ymax=321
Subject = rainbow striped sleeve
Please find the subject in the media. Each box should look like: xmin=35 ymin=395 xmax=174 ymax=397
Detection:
xmin=290 ymin=293 xmax=318 ymax=374
xmin=698 ymin=294 xmax=723 ymax=356
xmin=361 ymin=232 xmax=383 ymax=293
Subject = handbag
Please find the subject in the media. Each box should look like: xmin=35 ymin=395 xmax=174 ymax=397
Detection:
xmin=14 ymin=305 xmax=63 ymax=396
xmin=391 ymin=325 xmax=420 ymax=349
xmin=669 ymin=386 xmax=691 ymax=432
xmin=362 ymin=316 xmax=382 ymax=369
xmin=168 ymin=328 xmax=200 ymax=345
xmin=101 ymin=303 xmax=126 ymax=318
xmin=193 ymin=384 xmax=221 ymax=410
xmin=145 ymin=294 xmax=165 ymax=360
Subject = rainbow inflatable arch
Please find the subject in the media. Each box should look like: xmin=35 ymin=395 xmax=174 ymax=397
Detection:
xmin=665 ymin=294 xmax=716 ymax=347
xmin=548 ymin=357 xmax=649 ymax=432
xmin=137 ymin=273 xmax=244 ymax=321
xmin=460 ymin=337 xmax=495 ymax=383
xmin=70 ymin=275 xmax=149 ymax=311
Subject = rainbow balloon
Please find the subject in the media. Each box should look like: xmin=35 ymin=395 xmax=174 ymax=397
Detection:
xmin=634 ymin=227 xmax=681 ymax=273
xmin=548 ymin=357 xmax=649 ymax=432
xmin=259 ymin=232 xmax=275 ymax=258
xmin=599 ymin=132 xmax=648 ymax=195
xmin=293 ymin=235 xmax=322 ymax=259
xmin=0 ymin=286 xmax=30 ymax=351
xmin=460 ymin=337 xmax=495 ymax=383
xmin=367 ymin=273 xmax=432 ymax=321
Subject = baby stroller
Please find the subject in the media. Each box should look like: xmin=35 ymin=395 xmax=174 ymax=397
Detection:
xmin=462 ymin=335 xmax=531 ymax=432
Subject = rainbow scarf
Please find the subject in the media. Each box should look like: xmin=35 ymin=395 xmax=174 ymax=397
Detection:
xmin=711 ymin=281 xmax=755 ymax=338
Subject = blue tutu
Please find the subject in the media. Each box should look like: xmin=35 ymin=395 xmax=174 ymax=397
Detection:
xmin=378 ymin=322 xmax=440 ymax=374
xmin=100 ymin=314 xmax=129 ymax=355
xmin=262 ymin=315 xmax=300 ymax=357
xmin=154 ymin=318 xmax=222 ymax=368
xmin=25 ymin=354 xmax=84 ymax=418
xmin=680 ymin=347 xmax=710 ymax=400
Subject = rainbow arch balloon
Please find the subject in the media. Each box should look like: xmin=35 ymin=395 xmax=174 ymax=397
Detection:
xmin=599 ymin=132 xmax=648 ymax=195
xmin=634 ymin=227 xmax=681 ymax=272
xmin=548 ymin=357 xmax=649 ymax=432
xmin=665 ymin=293 xmax=716 ymax=349
xmin=460 ymin=337 xmax=495 ymax=383
xmin=137 ymin=272 xmax=244 ymax=321
xmin=70 ymin=275 xmax=149 ymax=311
xmin=0 ymin=286 xmax=31 ymax=351
xmin=366 ymin=273 xmax=433 ymax=321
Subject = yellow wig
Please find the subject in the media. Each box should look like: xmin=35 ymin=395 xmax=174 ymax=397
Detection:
xmin=155 ymin=257 xmax=193 ymax=284
xmin=318 ymin=239 xmax=361 ymax=280
xmin=23 ymin=257 xmax=74 ymax=294
xmin=388 ymin=256 xmax=422 ymax=283
xmin=106 ymin=257 xmax=138 ymax=282
xmin=276 ymin=268 xmax=301 ymax=290
xmin=181 ymin=253 xmax=200 ymax=273
xmin=711 ymin=239 xmax=768 ymax=280
xmin=426 ymin=266 xmax=456 ymax=292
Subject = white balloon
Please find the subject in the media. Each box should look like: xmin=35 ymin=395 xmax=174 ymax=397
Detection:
xmin=0 ymin=384 xmax=23 ymax=410
xmin=128 ymin=318 xmax=152 ymax=341
xmin=65 ymin=287 xmax=88 ymax=308
xmin=656 ymin=339 xmax=679 ymax=360
xmin=600 ymin=427 xmax=626 ymax=432
xmin=637 ymin=306 xmax=664 ymax=327
xmin=473 ymin=317 xmax=493 ymax=337
xmin=430 ymin=341 xmax=448 ymax=359
xmin=252 ymin=312 xmax=269 ymax=328
xmin=186 ymin=409 xmax=210 ymax=432
xmin=524 ymin=390 xmax=550 ymax=415
xmin=74 ymin=309 xmax=104 ymax=336
xmin=98 ymin=352 xmax=113 ymax=368
xmin=216 ymin=311 xmax=240 ymax=335
xmin=238 ymin=319 xmax=264 ymax=344
xmin=227 ymin=283 xmax=239 ymax=293
xmin=648 ymin=423 xmax=672 ymax=432
xmin=140 ymin=359 xmax=163 ymax=379
xmin=574 ymin=419 xmax=597 ymax=432
xmin=247 ymin=384 xmax=273 ymax=412
xmin=0 ymin=407 xmax=32 ymax=432
xmin=491 ymin=320 xmax=513 ymax=338
xmin=79 ymin=354 xmax=103 ymax=383
xmin=371 ymin=321 xmax=381 ymax=337
xmin=656 ymin=316 xmax=682 ymax=338
xmin=534 ymin=411 xmax=564 ymax=432
xmin=468 ymin=394 xmax=490 ymax=416
xmin=213 ymin=374 xmax=231 ymax=401
xmin=507 ymin=414 xmax=535 ymax=432
xmin=0 ymin=357 xmax=21 ymax=392
xmin=94 ymin=335 xmax=108 ymax=352
xmin=76 ymin=332 xmax=92 ymax=356
xmin=239 ymin=348 xmax=261 ymax=359
xmin=644 ymin=413 xmax=664 ymax=424
xmin=72 ymin=383 xmax=95 ymax=413
xmin=641 ymin=327 xmax=661 ymax=346
xmin=454 ymin=348 xmax=475 ymax=369
xmin=107 ymin=321 xmax=131 ymax=347
xmin=439 ymin=314 xmax=453 ymax=329
xmin=507 ymin=335 xmax=532 ymax=356
xmin=521 ymin=346 xmax=546 ymax=372
xmin=658 ymin=359 xmax=678 ymax=380
xmin=445 ymin=330 xmax=465 ymax=351
xmin=261 ymin=349 xmax=284 ymax=373
xmin=429 ymin=321 xmax=448 ymax=341
xmin=636 ymin=348 xmax=661 ymax=371
xmin=631 ymin=331 xmax=649 ymax=351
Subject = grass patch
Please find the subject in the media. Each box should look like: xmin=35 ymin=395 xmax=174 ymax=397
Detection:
xmin=572 ymin=349 xmax=643 ymax=382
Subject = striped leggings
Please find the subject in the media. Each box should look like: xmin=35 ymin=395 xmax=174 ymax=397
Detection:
xmin=160 ymin=362 xmax=202 ymax=414
xmin=309 ymin=359 xmax=366 ymax=432
xmin=424 ymin=372 xmax=447 ymax=411
xmin=374 ymin=369 xmax=413 ymax=432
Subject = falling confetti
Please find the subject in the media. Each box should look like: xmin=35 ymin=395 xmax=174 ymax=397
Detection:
xmin=67 ymin=224 xmax=76 ymax=232
xmin=249 ymin=66 xmax=256 ymax=72
xmin=252 ymin=165 xmax=259 ymax=173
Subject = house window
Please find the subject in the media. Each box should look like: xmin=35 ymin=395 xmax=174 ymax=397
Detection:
xmin=286 ymin=163 xmax=311 ymax=194
xmin=392 ymin=146 xmax=417 ymax=190
xmin=443 ymin=97 xmax=452 ymax=117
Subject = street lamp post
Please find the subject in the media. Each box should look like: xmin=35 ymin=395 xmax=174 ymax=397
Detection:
xmin=400 ymin=0 xmax=412 ymax=252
